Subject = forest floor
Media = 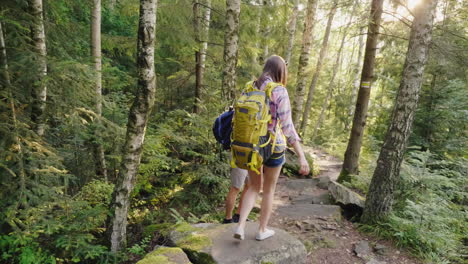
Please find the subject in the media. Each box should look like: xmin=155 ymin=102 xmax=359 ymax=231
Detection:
xmin=265 ymin=146 xmax=424 ymax=264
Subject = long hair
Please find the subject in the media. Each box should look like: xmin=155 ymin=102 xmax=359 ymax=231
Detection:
xmin=256 ymin=55 xmax=288 ymax=87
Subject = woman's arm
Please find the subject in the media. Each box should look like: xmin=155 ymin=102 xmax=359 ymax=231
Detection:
xmin=291 ymin=140 xmax=310 ymax=176
xmin=273 ymin=86 xmax=310 ymax=176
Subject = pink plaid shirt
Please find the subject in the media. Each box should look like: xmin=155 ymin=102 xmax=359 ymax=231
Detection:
xmin=256 ymin=76 xmax=301 ymax=151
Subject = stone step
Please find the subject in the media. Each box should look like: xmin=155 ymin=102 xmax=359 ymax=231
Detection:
xmin=283 ymin=178 xmax=319 ymax=193
xmin=290 ymin=191 xmax=332 ymax=205
xmin=275 ymin=204 xmax=342 ymax=220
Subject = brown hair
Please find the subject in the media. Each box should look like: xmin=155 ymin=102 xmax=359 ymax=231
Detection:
xmin=256 ymin=55 xmax=288 ymax=87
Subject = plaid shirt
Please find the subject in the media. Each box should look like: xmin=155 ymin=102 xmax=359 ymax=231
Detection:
xmin=257 ymin=76 xmax=301 ymax=151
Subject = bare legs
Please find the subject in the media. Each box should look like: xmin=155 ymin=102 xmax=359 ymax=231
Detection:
xmin=225 ymin=181 xmax=250 ymax=220
xmin=237 ymin=165 xmax=282 ymax=234
xmin=225 ymin=186 xmax=240 ymax=220
xmin=258 ymin=166 xmax=281 ymax=232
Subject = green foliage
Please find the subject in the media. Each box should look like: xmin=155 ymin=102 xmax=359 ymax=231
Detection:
xmin=358 ymin=151 xmax=467 ymax=263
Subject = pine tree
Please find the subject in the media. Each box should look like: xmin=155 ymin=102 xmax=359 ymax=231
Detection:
xmin=339 ymin=0 xmax=384 ymax=180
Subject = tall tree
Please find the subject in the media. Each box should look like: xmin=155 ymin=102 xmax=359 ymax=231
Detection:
xmin=346 ymin=26 xmax=365 ymax=129
xmin=339 ymin=0 xmax=384 ymax=180
xmin=284 ymin=0 xmax=299 ymax=64
xmin=222 ymin=0 xmax=241 ymax=101
xmin=300 ymin=1 xmax=337 ymax=136
xmin=291 ymin=0 xmax=319 ymax=127
xmin=107 ymin=0 xmax=158 ymax=252
xmin=193 ymin=0 xmax=211 ymax=113
xmin=361 ymin=0 xmax=438 ymax=223
xmin=310 ymin=2 xmax=356 ymax=140
xmin=29 ymin=0 xmax=48 ymax=136
xmin=91 ymin=0 xmax=107 ymax=180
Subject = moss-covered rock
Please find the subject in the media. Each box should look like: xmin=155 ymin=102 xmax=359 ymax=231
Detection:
xmin=137 ymin=246 xmax=192 ymax=264
xmin=168 ymin=222 xmax=306 ymax=264
xmin=283 ymin=149 xmax=315 ymax=178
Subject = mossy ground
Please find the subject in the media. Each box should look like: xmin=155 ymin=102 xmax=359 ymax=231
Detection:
xmin=177 ymin=233 xmax=212 ymax=251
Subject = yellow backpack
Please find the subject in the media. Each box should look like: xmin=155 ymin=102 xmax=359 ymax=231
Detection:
xmin=230 ymin=81 xmax=281 ymax=174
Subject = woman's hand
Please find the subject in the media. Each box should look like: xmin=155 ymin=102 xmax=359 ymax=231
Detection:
xmin=298 ymin=156 xmax=310 ymax=176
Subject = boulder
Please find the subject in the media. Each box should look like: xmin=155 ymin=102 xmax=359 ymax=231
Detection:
xmin=328 ymin=181 xmax=365 ymax=208
xmin=137 ymin=246 xmax=192 ymax=264
xmin=168 ymin=222 xmax=307 ymax=264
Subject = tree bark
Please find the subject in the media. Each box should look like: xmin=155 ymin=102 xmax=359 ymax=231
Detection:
xmin=340 ymin=0 xmax=384 ymax=179
xmin=284 ymin=0 xmax=299 ymax=65
xmin=300 ymin=2 xmax=337 ymax=136
xmin=346 ymin=26 xmax=365 ymax=129
xmin=222 ymin=0 xmax=241 ymax=101
xmin=29 ymin=0 xmax=48 ymax=136
xmin=107 ymin=0 xmax=158 ymax=252
xmin=193 ymin=0 xmax=211 ymax=113
xmin=91 ymin=0 xmax=108 ymax=180
xmin=361 ymin=0 xmax=438 ymax=223
xmin=291 ymin=0 xmax=319 ymax=127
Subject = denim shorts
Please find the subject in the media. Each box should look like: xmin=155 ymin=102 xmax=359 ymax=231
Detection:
xmin=263 ymin=151 xmax=286 ymax=168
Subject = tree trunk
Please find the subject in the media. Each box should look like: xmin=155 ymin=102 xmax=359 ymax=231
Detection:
xmin=193 ymin=0 xmax=212 ymax=113
xmin=222 ymin=0 xmax=241 ymax=101
xmin=361 ymin=0 xmax=438 ymax=223
xmin=300 ymin=2 xmax=337 ymax=136
xmin=346 ymin=26 xmax=365 ymax=129
xmin=284 ymin=0 xmax=299 ymax=65
xmin=91 ymin=0 xmax=108 ymax=180
xmin=107 ymin=0 xmax=158 ymax=252
xmin=340 ymin=0 xmax=384 ymax=179
xmin=29 ymin=0 xmax=48 ymax=136
xmin=311 ymin=14 xmax=350 ymax=141
xmin=291 ymin=0 xmax=319 ymax=127
xmin=259 ymin=0 xmax=271 ymax=64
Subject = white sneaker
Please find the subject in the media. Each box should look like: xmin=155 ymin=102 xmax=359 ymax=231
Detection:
xmin=255 ymin=228 xmax=275 ymax=241
xmin=233 ymin=225 xmax=244 ymax=240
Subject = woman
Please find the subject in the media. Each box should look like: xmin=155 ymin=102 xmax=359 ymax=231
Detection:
xmin=234 ymin=55 xmax=310 ymax=241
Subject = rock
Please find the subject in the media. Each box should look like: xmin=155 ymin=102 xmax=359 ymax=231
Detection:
xmin=168 ymin=222 xmax=307 ymax=264
xmin=276 ymin=204 xmax=342 ymax=220
xmin=366 ymin=259 xmax=387 ymax=264
xmin=328 ymin=181 xmax=366 ymax=220
xmin=317 ymin=176 xmax=331 ymax=189
xmin=283 ymin=149 xmax=315 ymax=177
xmin=353 ymin=240 xmax=371 ymax=258
xmin=137 ymin=246 xmax=192 ymax=264
xmin=328 ymin=181 xmax=365 ymax=208
xmin=374 ymin=243 xmax=389 ymax=256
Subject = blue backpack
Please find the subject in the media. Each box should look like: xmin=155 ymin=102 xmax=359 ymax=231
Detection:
xmin=212 ymin=109 xmax=234 ymax=150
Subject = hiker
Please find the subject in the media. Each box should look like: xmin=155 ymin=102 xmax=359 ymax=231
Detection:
xmin=232 ymin=55 xmax=310 ymax=241
xmin=223 ymin=167 xmax=251 ymax=223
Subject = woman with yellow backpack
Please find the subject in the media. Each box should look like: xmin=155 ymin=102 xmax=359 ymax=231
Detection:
xmin=231 ymin=55 xmax=310 ymax=240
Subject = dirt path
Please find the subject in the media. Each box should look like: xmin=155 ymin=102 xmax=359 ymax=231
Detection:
xmin=265 ymin=147 xmax=423 ymax=264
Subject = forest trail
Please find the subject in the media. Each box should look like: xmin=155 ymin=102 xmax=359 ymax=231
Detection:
xmin=265 ymin=147 xmax=423 ymax=264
